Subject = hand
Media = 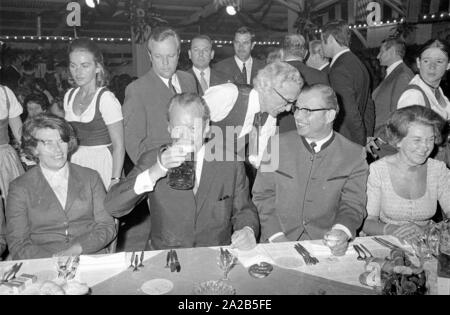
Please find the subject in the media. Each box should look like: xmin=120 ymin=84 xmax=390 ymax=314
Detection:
xmin=55 ymin=243 xmax=82 ymax=257
xmin=323 ymin=229 xmax=350 ymax=256
xmin=159 ymin=140 xmax=194 ymax=170
xmin=366 ymin=137 xmax=380 ymax=159
xmin=390 ymin=223 xmax=424 ymax=243
xmin=230 ymin=227 xmax=256 ymax=250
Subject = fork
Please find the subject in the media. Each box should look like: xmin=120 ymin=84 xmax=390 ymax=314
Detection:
xmin=359 ymin=244 xmax=374 ymax=258
xmin=353 ymin=245 xmax=366 ymax=261
xmin=373 ymin=237 xmax=414 ymax=256
xmin=294 ymin=243 xmax=319 ymax=265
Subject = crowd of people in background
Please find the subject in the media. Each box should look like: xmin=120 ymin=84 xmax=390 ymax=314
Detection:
xmin=0 ymin=20 xmax=450 ymax=261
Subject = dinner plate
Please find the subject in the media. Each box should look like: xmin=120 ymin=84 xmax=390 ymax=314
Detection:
xmin=141 ymin=279 xmax=173 ymax=295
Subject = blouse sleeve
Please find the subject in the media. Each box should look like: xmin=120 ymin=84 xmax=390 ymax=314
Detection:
xmin=436 ymin=160 xmax=450 ymax=217
xmin=5 ymin=86 xmax=23 ymax=118
xmin=366 ymin=162 xmax=382 ymax=219
xmin=99 ymin=91 xmax=123 ymax=125
xmin=397 ymin=89 xmax=426 ymax=109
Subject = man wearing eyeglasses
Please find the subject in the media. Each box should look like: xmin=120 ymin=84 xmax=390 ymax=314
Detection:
xmin=253 ymin=84 xmax=368 ymax=256
xmin=203 ymin=61 xmax=303 ymax=169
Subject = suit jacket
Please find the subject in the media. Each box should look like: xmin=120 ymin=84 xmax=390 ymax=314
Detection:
xmin=0 ymin=66 xmax=21 ymax=91
xmin=253 ymin=131 xmax=368 ymax=242
xmin=372 ymin=62 xmax=414 ymax=137
xmin=278 ymin=60 xmax=330 ymax=133
xmin=213 ymin=56 xmax=265 ymax=86
xmin=0 ymin=200 xmax=5 ymax=258
xmin=6 ymin=163 xmax=117 ymax=260
xmin=123 ymin=68 xmax=197 ymax=164
xmin=329 ymin=51 xmax=374 ymax=145
xmin=188 ymin=68 xmax=227 ymax=96
xmin=104 ymin=146 xmax=260 ymax=250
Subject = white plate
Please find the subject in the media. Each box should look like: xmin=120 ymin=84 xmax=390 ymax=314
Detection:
xmin=141 ymin=279 xmax=173 ymax=295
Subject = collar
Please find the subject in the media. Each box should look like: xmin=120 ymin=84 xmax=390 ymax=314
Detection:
xmin=386 ymin=60 xmax=403 ymax=78
xmin=303 ymin=131 xmax=334 ymax=153
xmin=284 ymin=57 xmax=303 ymax=62
xmin=319 ymin=62 xmax=330 ymax=71
xmin=194 ymin=144 xmax=206 ymax=162
xmin=157 ymin=72 xmax=178 ymax=87
xmin=40 ymin=162 xmax=69 ymax=181
xmin=419 ymin=74 xmax=441 ymax=90
xmin=249 ymin=89 xmax=262 ymax=117
xmin=234 ymin=56 xmax=253 ymax=69
xmin=330 ymin=48 xmax=350 ymax=68
xmin=192 ymin=66 xmax=210 ymax=77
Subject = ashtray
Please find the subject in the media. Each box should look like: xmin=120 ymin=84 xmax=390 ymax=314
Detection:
xmin=248 ymin=262 xmax=273 ymax=279
xmin=193 ymin=280 xmax=236 ymax=295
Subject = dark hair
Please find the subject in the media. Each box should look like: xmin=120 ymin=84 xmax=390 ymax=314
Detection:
xmin=23 ymin=92 xmax=50 ymax=113
xmin=300 ymin=84 xmax=340 ymax=115
xmin=68 ymin=37 xmax=108 ymax=87
xmin=321 ymin=20 xmax=350 ymax=47
xmin=419 ymin=39 xmax=450 ymax=60
xmin=382 ymin=37 xmax=406 ymax=58
xmin=235 ymin=26 xmax=256 ymax=42
xmin=190 ymin=34 xmax=213 ymax=49
xmin=148 ymin=26 xmax=181 ymax=52
xmin=386 ymin=105 xmax=445 ymax=147
xmin=167 ymin=93 xmax=210 ymax=123
xmin=21 ymin=113 xmax=78 ymax=162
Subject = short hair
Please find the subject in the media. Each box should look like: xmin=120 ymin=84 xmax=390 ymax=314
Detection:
xmin=190 ymin=34 xmax=213 ymax=49
xmin=266 ymin=48 xmax=284 ymax=64
xmin=68 ymin=37 xmax=108 ymax=87
xmin=167 ymin=93 xmax=210 ymax=124
xmin=283 ymin=33 xmax=306 ymax=58
xmin=235 ymin=26 xmax=256 ymax=42
xmin=321 ymin=20 xmax=350 ymax=47
xmin=148 ymin=26 xmax=181 ymax=52
xmin=253 ymin=61 xmax=303 ymax=93
xmin=419 ymin=39 xmax=450 ymax=60
xmin=309 ymin=40 xmax=322 ymax=54
xmin=382 ymin=37 xmax=406 ymax=58
xmin=385 ymin=105 xmax=445 ymax=147
xmin=21 ymin=113 xmax=78 ymax=162
xmin=299 ymin=84 xmax=340 ymax=115
xmin=23 ymin=92 xmax=50 ymax=112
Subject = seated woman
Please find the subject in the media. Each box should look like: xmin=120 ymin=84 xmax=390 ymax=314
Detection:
xmin=363 ymin=105 xmax=450 ymax=242
xmin=5 ymin=113 xmax=117 ymax=260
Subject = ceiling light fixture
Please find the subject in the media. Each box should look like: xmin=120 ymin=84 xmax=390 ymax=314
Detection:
xmin=226 ymin=5 xmax=237 ymax=15
xmin=85 ymin=0 xmax=100 ymax=8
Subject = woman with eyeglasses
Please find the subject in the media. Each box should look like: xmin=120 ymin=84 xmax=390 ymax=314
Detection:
xmin=5 ymin=114 xmax=116 ymax=260
xmin=363 ymin=106 xmax=450 ymax=243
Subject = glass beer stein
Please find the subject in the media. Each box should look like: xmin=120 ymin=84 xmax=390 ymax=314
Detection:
xmin=160 ymin=143 xmax=196 ymax=190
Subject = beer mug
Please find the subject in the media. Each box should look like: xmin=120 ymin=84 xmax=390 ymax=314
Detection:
xmin=167 ymin=151 xmax=195 ymax=190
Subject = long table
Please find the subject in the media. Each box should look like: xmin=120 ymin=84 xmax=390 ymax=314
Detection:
xmin=0 ymin=236 xmax=438 ymax=295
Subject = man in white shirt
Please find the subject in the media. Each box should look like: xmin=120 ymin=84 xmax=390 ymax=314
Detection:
xmin=370 ymin=37 xmax=414 ymax=158
xmin=213 ymin=27 xmax=265 ymax=86
xmin=105 ymin=93 xmax=259 ymax=250
xmin=188 ymin=35 xmax=226 ymax=96
xmin=203 ymin=61 xmax=303 ymax=169
xmin=252 ymin=84 xmax=368 ymax=256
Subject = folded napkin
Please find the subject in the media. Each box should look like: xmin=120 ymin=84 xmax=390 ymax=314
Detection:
xmin=231 ymin=246 xmax=275 ymax=268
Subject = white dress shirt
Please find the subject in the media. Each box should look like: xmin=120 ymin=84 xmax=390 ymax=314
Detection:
xmin=157 ymin=73 xmax=181 ymax=93
xmin=192 ymin=67 xmax=211 ymax=87
xmin=203 ymin=83 xmax=277 ymax=167
xmin=234 ymin=56 xmax=253 ymax=85
xmin=268 ymin=131 xmax=353 ymax=242
xmin=134 ymin=145 xmax=206 ymax=195
xmin=41 ymin=163 xmax=69 ymax=209
xmin=385 ymin=60 xmax=403 ymax=78
xmin=330 ymin=48 xmax=350 ymax=68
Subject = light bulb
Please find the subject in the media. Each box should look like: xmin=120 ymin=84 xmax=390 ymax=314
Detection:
xmin=226 ymin=5 xmax=237 ymax=15
xmin=86 ymin=0 xmax=98 ymax=8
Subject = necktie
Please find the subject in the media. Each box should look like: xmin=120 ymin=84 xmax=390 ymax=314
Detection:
xmin=252 ymin=112 xmax=269 ymax=128
xmin=242 ymin=62 xmax=248 ymax=84
xmin=435 ymin=88 xmax=447 ymax=109
xmin=168 ymin=77 xmax=177 ymax=95
xmin=310 ymin=142 xmax=317 ymax=153
xmin=199 ymin=71 xmax=208 ymax=92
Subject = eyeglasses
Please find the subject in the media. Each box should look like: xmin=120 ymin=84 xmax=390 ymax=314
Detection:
xmin=292 ymin=107 xmax=335 ymax=115
xmin=273 ymin=88 xmax=297 ymax=107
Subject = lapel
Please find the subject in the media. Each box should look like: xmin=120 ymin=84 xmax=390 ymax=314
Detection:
xmin=188 ymin=68 xmax=202 ymax=95
xmin=194 ymin=159 xmax=218 ymax=215
xmin=373 ymin=63 xmax=402 ymax=100
xmin=64 ymin=163 xmax=84 ymax=213
xmin=148 ymin=68 xmax=173 ymax=97
xmin=35 ymin=166 xmax=65 ymax=214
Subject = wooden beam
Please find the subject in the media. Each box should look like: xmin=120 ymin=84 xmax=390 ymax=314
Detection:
xmin=273 ymin=0 xmax=301 ymax=13
xmin=177 ymin=2 xmax=220 ymax=26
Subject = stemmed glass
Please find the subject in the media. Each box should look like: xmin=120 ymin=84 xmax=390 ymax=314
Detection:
xmin=217 ymin=248 xmax=237 ymax=280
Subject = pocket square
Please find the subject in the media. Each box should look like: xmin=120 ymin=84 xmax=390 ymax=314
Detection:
xmin=327 ymin=175 xmax=349 ymax=181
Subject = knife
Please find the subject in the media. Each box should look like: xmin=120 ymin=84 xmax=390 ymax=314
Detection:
xmin=172 ymin=250 xmax=181 ymax=272
xmin=165 ymin=250 xmax=171 ymax=268
xmin=139 ymin=251 xmax=144 ymax=267
xmin=170 ymin=250 xmax=176 ymax=272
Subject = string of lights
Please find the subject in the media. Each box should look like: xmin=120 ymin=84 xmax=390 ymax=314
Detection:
xmin=0 ymin=35 xmax=279 ymax=46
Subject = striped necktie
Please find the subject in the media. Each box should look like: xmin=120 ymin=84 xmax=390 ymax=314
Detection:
xmin=168 ymin=77 xmax=177 ymax=95
xmin=242 ymin=62 xmax=248 ymax=84
xmin=199 ymin=71 xmax=208 ymax=92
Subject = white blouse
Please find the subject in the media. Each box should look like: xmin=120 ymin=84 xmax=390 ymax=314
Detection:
xmin=0 ymin=85 xmax=23 ymax=119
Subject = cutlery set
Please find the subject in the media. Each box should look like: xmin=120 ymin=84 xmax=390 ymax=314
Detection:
xmin=372 ymin=237 xmax=414 ymax=256
xmin=0 ymin=262 xmax=23 ymax=284
xmin=57 ymin=256 xmax=80 ymax=280
xmin=165 ymin=249 xmax=181 ymax=273
xmin=129 ymin=251 xmax=145 ymax=272
xmin=294 ymin=243 xmax=319 ymax=265
xmin=352 ymin=244 xmax=373 ymax=261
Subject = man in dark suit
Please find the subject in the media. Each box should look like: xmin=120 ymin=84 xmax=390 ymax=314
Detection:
xmin=306 ymin=40 xmax=330 ymax=73
xmin=321 ymin=20 xmax=374 ymax=146
xmin=123 ymin=26 xmax=197 ymax=164
xmin=279 ymin=34 xmax=329 ymax=133
xmin=105 ymin=93 xmax=259 ymax=250
xmin=213 ymin=27 xmax=265 ymax=86
xmin=253 ymin=84 xmax=368 ymax=256
xmin=188 ymin=35 xmax=226 ymax=96
xmin=370 ymin=37 xmax=414 ymax=158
